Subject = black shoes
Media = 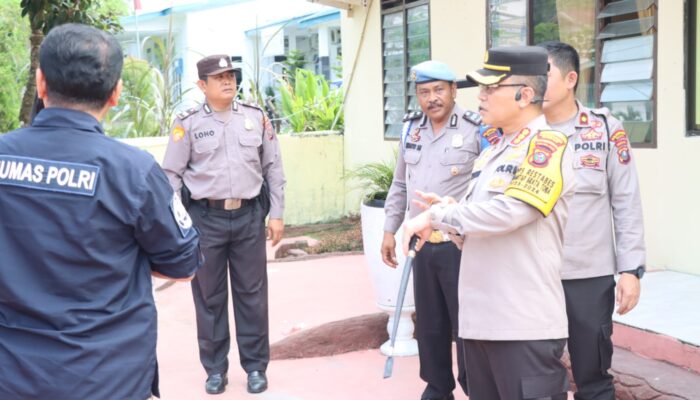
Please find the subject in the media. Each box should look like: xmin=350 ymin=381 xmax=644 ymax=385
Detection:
xmin=205 ymin=373 xmax=228 ymax=394
xmin=247 ymin=370 xmax=268 ymax=394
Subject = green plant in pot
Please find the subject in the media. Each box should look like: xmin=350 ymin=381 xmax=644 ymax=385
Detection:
xmin=344 ymin=152 xmax=396 ymax=208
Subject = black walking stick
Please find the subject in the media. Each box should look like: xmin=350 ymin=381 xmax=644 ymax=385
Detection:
xmin=383 ymin=235 xmax=419 ymax=379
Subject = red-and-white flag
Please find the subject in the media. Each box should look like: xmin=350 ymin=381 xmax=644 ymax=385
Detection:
xmin=134 ymin=0 xmax=142 ymax=11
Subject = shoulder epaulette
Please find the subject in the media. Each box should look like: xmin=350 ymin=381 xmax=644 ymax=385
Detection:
xmin=463 ymin=110 xmax=482 ymax=125
xmin=176 ymin=107 xmax=198 ymax=121
xmin=240 ymin=101 xmax=263 ymax=111
xmin=402 ymin=111 xmax=423 ymax=122
xmin=589 ymin=106 xmax=612 ymax=119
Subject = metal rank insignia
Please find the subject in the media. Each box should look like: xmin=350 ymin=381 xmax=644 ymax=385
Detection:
xmin=244 ymin=118 xmax=254 ymax=130
xmin=451 ymin=134 xmax=463 ymax=148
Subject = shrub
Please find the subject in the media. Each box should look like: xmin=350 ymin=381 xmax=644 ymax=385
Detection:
xmin=0 ymin=0 xmax=29 ymax=132
xmin=278 ymin=68 xmax=344 ymax=133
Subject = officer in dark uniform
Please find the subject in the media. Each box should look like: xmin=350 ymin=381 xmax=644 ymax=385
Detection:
xmin=162 ymin=55 xmax=286 ymax=395
xmin=383 ymin=60 xmax=483 ymax=400
xmin=0 ymin=23 xmax=202 ymax=400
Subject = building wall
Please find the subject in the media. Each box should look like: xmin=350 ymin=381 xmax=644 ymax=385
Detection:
xmin=341 ymin=2 xmax=699 ymax=275
xmin=634 ymin=3 xmax=700 ymax=274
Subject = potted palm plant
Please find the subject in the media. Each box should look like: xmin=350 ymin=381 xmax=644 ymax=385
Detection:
xmin=345 ymin=154 xmax=418 ymax=357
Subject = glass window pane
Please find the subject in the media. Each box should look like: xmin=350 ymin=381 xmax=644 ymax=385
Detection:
xmin=600 ymin=81 xmax=653 ymax=102
xmin=383 ymin=26 xmax=404 ymax=43
xmin=408 ymin=50 xmax=430 ymax=65
xmin=385 ymin=110 xmax=405 ymax=124
xmin=601 ymin=35 xmax=654 ymax=63
xmin=385 ymin=96 xmax=405 ymax=110
xmin=604 ymin=101 xmax=653 ymax=144
xmin=407 ymin=35 xmax=430 ymax=51
xmin=384 ymin=82 xmax=406 ymax=97
xmin=382 ymin=2 xmax=430 ymax=139
xmin=597 ymin=16 xmax=655 ymax=39
xmin=489 ymin=0 xmax=527 ymax=47
xmin=382 ymin=12 xmax=403 ymax=28
xmin=407 ymin=5 xmax=429 ymax=24
xmin=383 ymin=40 xmax=404 ymax=56
xmin=385 ymin=123 xmax=403 ymax=139
xmin=384 ymin=67 xmax=405 ymax=83
xmin=408 ymin=95 xmax=419 ymax=110
xmin=601 ymin=59 xmax=653 ymax=83
xmin=384 ymin=54 xmax=404 ymax=68
xmin=598 ymin=0 xmax=655 ymax=18
xmin=532 ymin=0 xmax=596 ymax=106
xmin=407 ymin=22 xmax=429 ymax=37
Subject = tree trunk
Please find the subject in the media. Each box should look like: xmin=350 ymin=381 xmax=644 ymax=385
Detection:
xmin=19 ymin=29 xmax=44 ymax=126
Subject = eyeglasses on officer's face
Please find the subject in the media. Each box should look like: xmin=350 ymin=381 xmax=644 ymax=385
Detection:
xmin=478 ymin=83 xmax=526 ymax=95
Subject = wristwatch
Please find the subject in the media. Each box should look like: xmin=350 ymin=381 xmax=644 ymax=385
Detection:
xmin=621 ymin=266 xmax=645 ymax=279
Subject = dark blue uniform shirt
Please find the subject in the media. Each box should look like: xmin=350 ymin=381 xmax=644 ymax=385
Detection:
xmin=0 ymin=108 xmax=202 ymax=399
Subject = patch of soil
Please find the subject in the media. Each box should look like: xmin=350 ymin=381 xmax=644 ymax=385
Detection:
xmin=270 ymin=313 xmax=388 ymax=360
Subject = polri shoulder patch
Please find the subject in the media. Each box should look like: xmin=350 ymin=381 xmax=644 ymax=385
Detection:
xmin=402 ymin=111 xmax=423 ymax=122
xmin=463 ymin=110 xmax=482 ymax=125
xmin=176 ymin=107 xmax=198 ymax=121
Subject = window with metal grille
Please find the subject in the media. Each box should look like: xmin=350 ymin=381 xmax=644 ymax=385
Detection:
xmin=381 ymin=0 xmax=430 ymax=140
xmin=486 ymin=0 xmax=657 ymax=146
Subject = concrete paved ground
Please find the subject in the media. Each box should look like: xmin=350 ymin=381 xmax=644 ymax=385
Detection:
xmin=155 ymin=254 xmax=468 ymax=400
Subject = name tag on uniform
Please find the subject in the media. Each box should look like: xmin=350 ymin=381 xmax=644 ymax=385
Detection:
xmin=0 ymin=155 xmax=100 ymax=196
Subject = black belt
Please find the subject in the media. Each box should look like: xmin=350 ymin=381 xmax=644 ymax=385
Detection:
xmin=200 ymin=198 xmax=255 ymax=210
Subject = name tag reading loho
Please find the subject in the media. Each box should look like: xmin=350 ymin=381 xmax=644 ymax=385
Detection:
xmin=0 ymin=155 xmax=100 ymax=196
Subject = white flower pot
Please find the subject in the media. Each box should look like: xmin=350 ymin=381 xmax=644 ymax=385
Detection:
xmin=360 ymin=201 xmax=418 ymax=356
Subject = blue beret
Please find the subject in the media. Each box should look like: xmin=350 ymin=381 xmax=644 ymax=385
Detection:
xmin=410 ymin=61 xmax=456 ymax=83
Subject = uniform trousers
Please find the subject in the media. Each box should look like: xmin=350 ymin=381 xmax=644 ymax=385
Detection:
xmin=562 ymin=275 xmax=616 ymax=400
xmin=189 ymin=200 xmax=269 ymax=376
xmin=413 ymin=241 xmax=467 ymax=398
xmin=461 ymin=338 xmax=569 ymax=400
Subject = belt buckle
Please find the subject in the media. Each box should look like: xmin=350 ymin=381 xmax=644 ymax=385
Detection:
xmin=428 ymin=230 xmax=444 ymax=244
xmin=223 ymin=198 xmax=242 ymax=210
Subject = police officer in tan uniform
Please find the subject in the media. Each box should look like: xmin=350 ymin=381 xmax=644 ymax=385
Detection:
xmin=538 ymin=41 xmax=645 ymax=400
xmin=403 ymin=46 xmax=575 ymax=400
xmin=383 ymin=61 xmax=483 ymax=400
xmin=162 ymin=55 xmax=285 ymax=395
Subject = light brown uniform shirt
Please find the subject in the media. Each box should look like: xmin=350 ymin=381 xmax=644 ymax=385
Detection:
xmin=430 ymin=115 xmax=574 ymax=341
xmin=162 ymin=101 xmax=286 ymax=219
xmin=552 ymin=101 xmax=645 ymax=280
xmin=384 ymin=105 xmax=482 ymax=233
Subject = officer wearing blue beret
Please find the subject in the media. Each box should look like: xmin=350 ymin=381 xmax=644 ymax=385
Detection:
xmin=383 ymin=60 xmax=485 ymax=400
xmin=0 ymin=24 xmax=202 ymax=399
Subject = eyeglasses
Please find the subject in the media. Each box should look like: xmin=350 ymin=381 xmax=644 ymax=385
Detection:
xmin=478 ymin=83 xmax=526 ymax=95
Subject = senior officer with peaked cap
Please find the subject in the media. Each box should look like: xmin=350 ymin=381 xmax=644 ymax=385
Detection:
xmin=383 ymin=60 xmax=485 ymax=400
xmin=162 ymin=54 xmax=286 ymax=395
xmin=403 ymin=46 xmax=575 ymax=400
